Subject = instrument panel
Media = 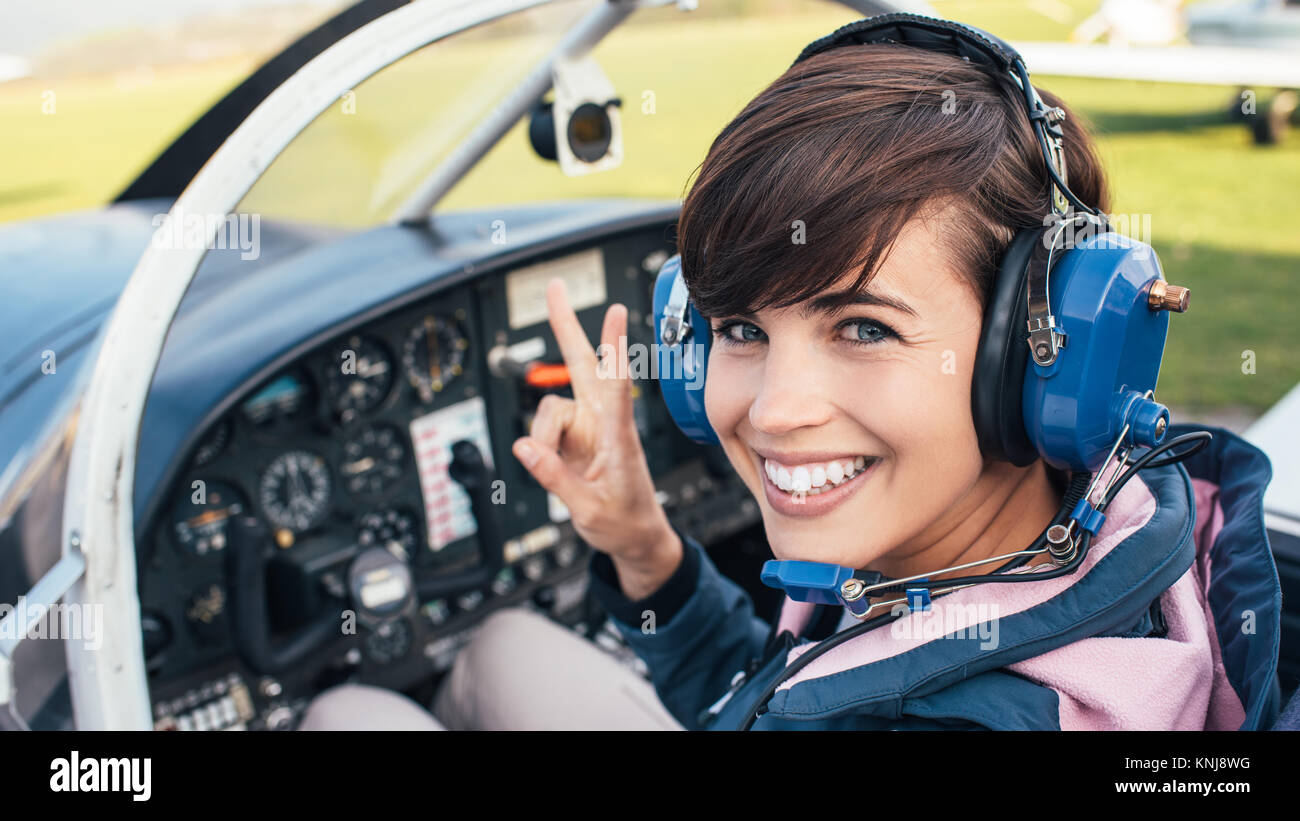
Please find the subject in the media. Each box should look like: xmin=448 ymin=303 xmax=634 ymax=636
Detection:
xmin=136 ymin=224 xmax=766 ymax=730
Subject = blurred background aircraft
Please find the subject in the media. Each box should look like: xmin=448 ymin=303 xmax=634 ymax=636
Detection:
xmin=1012 ymin=0 xmax=1300 ymax=143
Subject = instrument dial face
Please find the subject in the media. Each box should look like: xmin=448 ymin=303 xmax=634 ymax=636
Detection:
xmin=258 ymin=450 xmax=332 ymax=533
xmin=340 ymin=424 xmax=407 ymax=497
xmin=326 ymin=334 xmax=394 ymax=422
xmin=171 ymin=481 xmax=246 ymax=557
xmin=402 ymin=315 xmax=468 ymax=403
xmin=242 ymin=372 xmax=312 ymax=429
xmin=356 ymin=508 xmax=421 ymax=562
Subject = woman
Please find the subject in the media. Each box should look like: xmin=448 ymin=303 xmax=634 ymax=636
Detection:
xmin=300 ymin=15 xmax=1283 ymax=731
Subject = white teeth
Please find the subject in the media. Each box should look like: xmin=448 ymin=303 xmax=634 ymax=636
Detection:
xmin=762 ymin=454 xmax=876 ymax=497
xmin=826 ymin=461 xmax=844 ymax=484
xmin=775 ymin=466 xmax=792 ymax=491
xmin=791 ymin=466 xmax=811 ymax=492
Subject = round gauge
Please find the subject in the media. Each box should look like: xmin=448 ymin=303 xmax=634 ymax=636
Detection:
xmin=170 ymin=481 xmax=247 ymax=558
xmin=340 ymin=424 xmax=407 ymax=496
xmin=191 ymin=419 xmax=231 ymax=467
xmin=258 ymin=450 xmax=332 ymax=533
xmin=401 ymin=314 xmax=468 ymax=403
xmin=241 ymin=372 xmax=313 ymax=428
xmin=326 ymin=334 xmax=394 ymax=422
xmin=356 ymin=508 xmax=421 ymax=561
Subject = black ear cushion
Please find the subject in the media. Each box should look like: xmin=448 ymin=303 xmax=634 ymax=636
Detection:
xmin=972 ymin=227 xmax=1042 ymax=466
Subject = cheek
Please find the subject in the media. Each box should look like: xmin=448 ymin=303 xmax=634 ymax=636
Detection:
xmin=870 ymin=346 xmax=982 ymax=474
xmin=703 ymin=353 xmax=750 ymax=433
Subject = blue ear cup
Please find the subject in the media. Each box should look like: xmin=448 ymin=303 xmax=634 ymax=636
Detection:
xmin=652 ymin=254 xmax=719 ymax=445
xmin=971 ymin=220 xmax=1174 ymax=472
xmin=1020 ymin=226 xmax=1172 ymax=471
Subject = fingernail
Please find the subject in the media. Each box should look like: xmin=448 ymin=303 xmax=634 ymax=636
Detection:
xmin=515 ymin=441 xmax=539 ymax=468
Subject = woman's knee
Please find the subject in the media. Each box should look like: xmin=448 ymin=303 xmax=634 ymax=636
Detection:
xmin=298 ymin=683 xmax=444 ymax=731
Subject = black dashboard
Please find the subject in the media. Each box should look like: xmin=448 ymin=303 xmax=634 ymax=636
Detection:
xmin=134 ymin=209 xmax=769 ymax=730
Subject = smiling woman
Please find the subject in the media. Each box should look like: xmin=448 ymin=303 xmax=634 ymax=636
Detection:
xmin=300 ymin=11 xmax=1285 ymax=734
xmin=700 ymin=207 xmax=1069 ymax=578
xmin=672 ymin=43 xmax=1114 ymax=576
xmin=497 ymin=14 xmax=1281 ymax=732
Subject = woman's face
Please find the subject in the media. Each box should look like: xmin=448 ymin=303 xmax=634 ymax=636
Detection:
xmin=703 ymin=210 xmax=989 ymax=568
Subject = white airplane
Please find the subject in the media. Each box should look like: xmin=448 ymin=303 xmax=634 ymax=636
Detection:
xmin=1010 ymin=0 xmax=1300 ymax=143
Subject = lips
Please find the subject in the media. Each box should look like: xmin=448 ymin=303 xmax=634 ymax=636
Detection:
xmin=763 ymin=454 xmax=875 ymax=494
xmin=752 ymin=448 xmax=880 ymax=518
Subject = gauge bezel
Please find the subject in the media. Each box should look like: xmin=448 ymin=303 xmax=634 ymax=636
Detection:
xmin=336 ymin=422 xmax=410 ymax=500
xmin=239 ymin=368 xmax=319 ymax=443
xmin=401 ymin=312 xmax=470 ymax=404
xmin=256 ymin=449 xmax=334 ymax=534
xmin=324 ymin=333 xmax=399 ymax=424
xmin=169 ymin=478 xmax=248 ymax=559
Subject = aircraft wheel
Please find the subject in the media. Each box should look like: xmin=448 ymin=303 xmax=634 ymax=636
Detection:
xmin=1249 ymin=90 xmax=1298 ymax=146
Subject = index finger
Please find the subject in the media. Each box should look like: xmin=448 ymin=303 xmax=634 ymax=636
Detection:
xmin=545 ymin=278 xmax=599 ymax=399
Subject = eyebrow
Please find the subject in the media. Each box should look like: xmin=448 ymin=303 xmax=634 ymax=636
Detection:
xmin=798 ymin=288 xmax=918 ymax=319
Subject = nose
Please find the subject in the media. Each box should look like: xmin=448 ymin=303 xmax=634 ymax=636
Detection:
xmin=747 ymin=337 xmax=836 ymax=436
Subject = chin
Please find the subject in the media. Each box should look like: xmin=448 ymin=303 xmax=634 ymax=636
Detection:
xmin=762 ymin=518 xmax=880 ymax=568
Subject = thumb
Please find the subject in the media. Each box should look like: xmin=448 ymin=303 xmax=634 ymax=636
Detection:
xmin=512 ymin=436 xmax=580 ymax=500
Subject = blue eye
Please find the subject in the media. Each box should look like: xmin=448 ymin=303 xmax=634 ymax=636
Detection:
xmin=710 ymin=318 xmax=898 ymax=348
xmin=711 ymin=320 xmax=765 ymax=346
xmin=839 ymin=319 xmax=897 ymax=346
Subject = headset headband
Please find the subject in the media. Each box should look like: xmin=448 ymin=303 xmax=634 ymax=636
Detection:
xmin=793 ymin=13 xmax=1021 ymax=72
xmin=789 ymin=12 xmax=1098 ymax=221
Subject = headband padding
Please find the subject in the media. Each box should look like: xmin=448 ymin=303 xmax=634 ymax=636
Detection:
xmin=791 ymin=12 xmax=1022 ymax=73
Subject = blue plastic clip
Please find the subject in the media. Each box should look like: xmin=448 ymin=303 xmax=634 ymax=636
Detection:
xmin=760 ymin=560 xmax=856 ymax=605
xmin=1069 ymin=498 xmax=1107 ymax=535
xmin=905 ymin=586 xmax=931 ymax=613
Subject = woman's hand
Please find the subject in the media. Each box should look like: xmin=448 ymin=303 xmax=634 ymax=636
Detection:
xmin=510 ymin=279 xmax=682 ymax=598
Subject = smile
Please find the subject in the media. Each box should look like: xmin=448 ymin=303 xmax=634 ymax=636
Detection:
xmin=753 ymin=450 xmax=880 ymax=517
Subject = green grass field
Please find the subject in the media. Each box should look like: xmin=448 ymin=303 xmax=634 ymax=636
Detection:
xmin=1 ymin=0 xmax=1297 ymax=416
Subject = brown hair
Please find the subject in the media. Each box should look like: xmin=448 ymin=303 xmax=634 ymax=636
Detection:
xmin=674 ymin=44 xmax=1110 ymax=318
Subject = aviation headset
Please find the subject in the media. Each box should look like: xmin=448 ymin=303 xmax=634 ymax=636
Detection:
xmin=653 ymin=12 xmax=1189 ymax=474
xmin=650 ymin=13 xmax=1204 ymax=728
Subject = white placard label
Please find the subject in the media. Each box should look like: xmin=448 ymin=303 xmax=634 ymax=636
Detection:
xmin=506 ymin=335 xmax=547 ymax=362
xmin=505 ymin=247 xmax=606 ymax=329
xmin=409 ymin=396 xmax=495 ymax=551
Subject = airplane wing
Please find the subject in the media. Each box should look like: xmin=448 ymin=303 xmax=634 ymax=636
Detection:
xmin=1011 ymin=41 xmax=1300 ymax=89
